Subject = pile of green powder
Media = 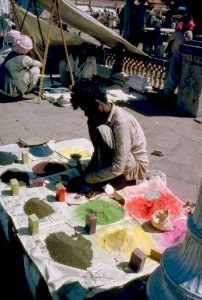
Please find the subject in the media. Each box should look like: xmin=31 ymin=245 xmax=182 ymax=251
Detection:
xmin=0 ymin=151 xmax=18 ymax=165
xmin=45 ymin=232 xmax=92 ymax=269
xmin=1 ymin=169 xmax=29 ymax=185
xmin=76 ymin=199 xmax=125 ymax=225
xmin=24 ymin=198 xmax=54 ymax=219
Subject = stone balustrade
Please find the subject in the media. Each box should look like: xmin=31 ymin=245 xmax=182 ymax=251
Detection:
xmin=101 ymin=43 xmax=202 ymax=117
xmin=102 ymin=47 xmax=168 ymax=91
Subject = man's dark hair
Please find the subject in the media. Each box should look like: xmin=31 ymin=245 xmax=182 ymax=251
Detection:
xmin=70 ymin=78 xmax=108 ymax=110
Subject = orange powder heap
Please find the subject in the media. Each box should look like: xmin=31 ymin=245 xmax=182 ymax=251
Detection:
xmin=124 ymin=189 xmax=183 ymax=223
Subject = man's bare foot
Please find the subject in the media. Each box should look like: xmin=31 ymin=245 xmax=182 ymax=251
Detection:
xmin=21 ymin=93 xmax=36 ymax=100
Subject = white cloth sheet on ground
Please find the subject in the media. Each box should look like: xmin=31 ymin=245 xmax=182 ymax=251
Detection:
xmin=106 ymin=84 xmax=147 ymax=103
xmin=0 ymin=140 xmax=159 ymax=300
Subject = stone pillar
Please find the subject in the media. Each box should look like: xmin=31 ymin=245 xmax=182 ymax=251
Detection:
xmin=176 ymin=40 xmax=202 ymax=117
xmin=146 ymin=177 xmax=202 ymax=300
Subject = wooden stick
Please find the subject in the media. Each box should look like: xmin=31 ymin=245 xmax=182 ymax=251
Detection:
xmin=33 ymin=0 xmax=45 ymax=48
xmin=19 ymin=0 xmax=32 ymax=31
xmin=32 ymin=38 xmax=43 ymax=63
xmin=9 ymin=0 xmax=21 ymax=30
xmin=38 ymin=0 xmax=55 ymax=102
xmin=56 ymin=0 xmax=75 ymax=86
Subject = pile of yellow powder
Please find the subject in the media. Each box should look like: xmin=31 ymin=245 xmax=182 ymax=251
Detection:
xmin=98 ymin=224 xmax=156 ymax=259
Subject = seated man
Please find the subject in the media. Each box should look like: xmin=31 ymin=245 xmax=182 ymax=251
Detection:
xmin=0 ymin=30 xmax=43 ymax=99
xmin=68 ymin=78 xmax=149 ymax=193
xmin=59 ymin=43 xmax=97 ymax=87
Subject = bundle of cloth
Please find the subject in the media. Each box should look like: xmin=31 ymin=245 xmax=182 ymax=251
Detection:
xmin=0 ymin=29 xmax=43 ymax=99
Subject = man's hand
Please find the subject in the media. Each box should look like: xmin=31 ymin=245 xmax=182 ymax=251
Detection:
xmin=67 ymin=176 xmax=84 ymax=192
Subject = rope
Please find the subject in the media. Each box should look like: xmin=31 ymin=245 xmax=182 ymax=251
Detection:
xmin=9 ymin=0 xmax=21 ymax=30
xmin=56 ymin=0 xmax=75 ymax=86
xmin=33 ymin=0 xmax=45 ymax=48
xmin=38 ymin=0 xmax=55 ymax=102
xmin=19 ymin=0 xmax=32 ymax=31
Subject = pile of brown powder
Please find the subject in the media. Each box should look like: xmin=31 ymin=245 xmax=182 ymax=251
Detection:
xmin=45 ymin=232 xmax=93 ymax=270
xmin=24 ymin=198 xmax=54 ymax=219
xmin=1 ymin=168 xmax=29 ymax=185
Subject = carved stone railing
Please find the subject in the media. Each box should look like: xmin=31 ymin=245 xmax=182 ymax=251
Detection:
xmin=102 ymin=48 xmax=168 ymax=91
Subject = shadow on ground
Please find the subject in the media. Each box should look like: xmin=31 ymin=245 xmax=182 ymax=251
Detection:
xmin=0 ymin=93 xmax=21 ymax=103
xmin=119 ymin=90 xmax=192 ymax=118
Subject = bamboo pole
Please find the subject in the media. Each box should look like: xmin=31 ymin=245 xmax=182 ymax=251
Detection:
xmin=9 ymin=0 xmax=21 ymax=30
xmin=38 ymin=0 xmax=55 ymax=102
xmin=33 ymin=0 xmax=45 ymax=48
xmin=56 ymin=0 xmax=74 ymax=86
xmin=19 ymin=0 xmax=32 ymax=31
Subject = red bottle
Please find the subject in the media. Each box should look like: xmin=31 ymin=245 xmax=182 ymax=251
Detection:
xmin=56 ymin=183 xmax=66 ymax=202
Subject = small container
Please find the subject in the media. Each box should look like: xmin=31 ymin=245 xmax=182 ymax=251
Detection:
xmin=56 ymin=183 xmax=66 ymax=202
xmin=28 ymin=214 xmax=39 ymax=235
xmin=22 ymin=150 xmax=29 ymax=164
xmin=29 ymin=178 xmax=44 ymax=188
xmin=10 ymin=178 xmax=19 ymax=196
xmin=129 ymin=248 xmax=147 ymax=272
xmin=85 ymin=213 xmax=97 ymax=234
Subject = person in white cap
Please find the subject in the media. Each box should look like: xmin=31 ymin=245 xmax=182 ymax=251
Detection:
xmin=0 ymin=30 xmax=43 ymax=100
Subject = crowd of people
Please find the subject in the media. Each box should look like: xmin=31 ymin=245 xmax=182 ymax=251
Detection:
xmin=118 ymin=0 xmax=184 ymax=56
xmin=90 ymin=8 xmax=119 ymax=29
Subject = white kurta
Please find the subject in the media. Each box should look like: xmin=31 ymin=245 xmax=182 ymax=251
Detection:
xmin=85 ymin=105 xmax=149 ymax=184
